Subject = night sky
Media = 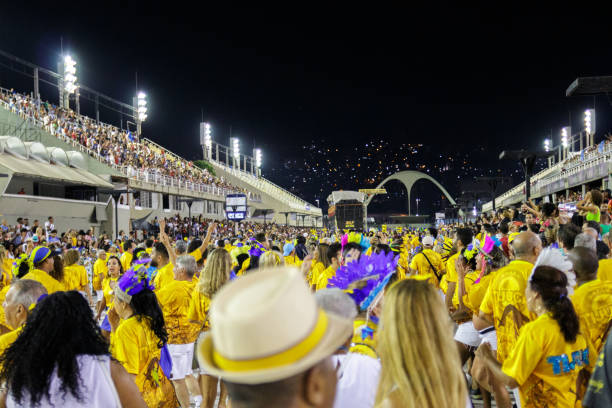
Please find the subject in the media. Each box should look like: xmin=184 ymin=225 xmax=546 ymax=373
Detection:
xmin=1 ymin=6 xmax=611 ymax=215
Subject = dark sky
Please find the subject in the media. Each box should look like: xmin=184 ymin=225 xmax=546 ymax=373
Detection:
xmin=1 ymin=6 xmax=611 ymax=213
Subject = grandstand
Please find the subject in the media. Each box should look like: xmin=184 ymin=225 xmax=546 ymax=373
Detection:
xmin=482 ymin=140 xmax=612 ymax=211
xmin=0 ymin=52 xmax=321 ymax=234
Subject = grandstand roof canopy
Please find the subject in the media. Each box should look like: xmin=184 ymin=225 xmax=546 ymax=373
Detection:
xmin=0 ymin=153 xmax=113 ymax=188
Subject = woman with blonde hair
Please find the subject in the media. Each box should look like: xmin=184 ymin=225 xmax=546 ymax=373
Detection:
xmin=376 ymin=279 xmax=468 ymax=407
xmin=188 ymin=248 xmax=231 ymax=408
xmin=259 ymin=250 xmax=284 ymax=268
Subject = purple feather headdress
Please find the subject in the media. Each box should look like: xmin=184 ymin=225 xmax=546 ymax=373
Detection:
xmin=328 ymin=251 xmax=398 ymax=311
xmin=248 ymin=239 xmax=267 ymax=257
xmin=116 ymin=258 xmax=155 ymax=303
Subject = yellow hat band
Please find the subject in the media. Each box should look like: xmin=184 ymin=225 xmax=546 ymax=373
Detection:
xmin=213 ymin=309 xmax=328 ymax=372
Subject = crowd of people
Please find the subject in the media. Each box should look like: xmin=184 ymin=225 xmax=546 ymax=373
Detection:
xmin=0 ymin=89 xmax=244 ymax=194
xmin=0 ymin=187 xmax=611 ymax=407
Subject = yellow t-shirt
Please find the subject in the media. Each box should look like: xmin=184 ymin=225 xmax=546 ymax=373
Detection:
xmin=120 ymin=252 xmax=133 ymax=272
xmin=571 ymin=279 xmax=612 ymax=354
xmin=102 ymin=277 xmax=119 ymax=308
xmin=189 ymin=247 xmax=202 ymax=263
xmin=598 ymin=259 xmax=612 ymax=282
xmin=409 ymin=249 xmax=445 ymax=286
xmin=453 ymin=270 xmax=480 ymax=309
xmin=0 ymin=285 xmax=11 ymax=330
xmin=502 ymin=313 xmax=594 ymax=408
xmin=464 ymin=271 xmax=497 ymax=316
xmin=310 ymin=261 xmax=325 ymax=286
xmin=153 ymin=263 xmax=174 ymax=291
xmin=480 ymin=259 xmax=535 ymax=363
xmin=439 ymin=273 xmax=448 ymax=294
xmin=111 ymin=315 xmax=161 ymax=376
xmin=93 ymin=258 xmax=108 ymax=291
xmin=145 ymin=247 xmax=153 ymax=255
xmin=21 ymin=269 xmax=65 ymax=294
xmin=445 ymin=253 xmax=460 ymax=284
xmin=63 ymin=264 xmax=88 ymax=291
xmin=315 ymin=265 xmax=337 ymax=291
xmin=0 ymin=326 xmax=23 ymax=358
xmin=349 ymin=319 xmax=378 ymax=358
xmin=187 ymin=289 xmax=211 ymax=330
xmin=156 ymin=280 xmax=199 ymax=344
xmin=284 ymin=255 xmax=296 ymax=266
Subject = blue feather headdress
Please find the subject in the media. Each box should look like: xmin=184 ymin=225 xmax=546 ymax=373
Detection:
xmin=328 ymin=251 xmax=398 ymax=311
xmin=248 ymin=239 xmax=267 ymax=257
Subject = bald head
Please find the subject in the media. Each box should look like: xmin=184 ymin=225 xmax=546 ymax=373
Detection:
xmin=511 ymin=231 xmax=542 ymax=263
xmin=568 ymin=247 xmax=598 ymax=281
xmin=583 ymin=228 xmax=599 ymax=241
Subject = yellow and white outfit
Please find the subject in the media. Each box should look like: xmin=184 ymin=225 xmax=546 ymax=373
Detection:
xmin=571 ymin=279 xmax=612 ymax=354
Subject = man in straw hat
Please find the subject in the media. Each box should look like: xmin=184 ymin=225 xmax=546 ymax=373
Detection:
xmin=197 ymin=267 xmax=352 ymax=408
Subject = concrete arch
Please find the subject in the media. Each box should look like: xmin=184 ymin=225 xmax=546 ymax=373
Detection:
xmin=365 ymin=170 xmax=456 ymax=215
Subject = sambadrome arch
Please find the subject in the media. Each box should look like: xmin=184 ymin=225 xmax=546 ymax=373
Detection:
xmin=364 ymin=170 xmax=456 ymax=215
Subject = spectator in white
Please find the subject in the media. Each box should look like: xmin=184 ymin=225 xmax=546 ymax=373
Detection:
xmin=575 ymin=233 xmax=597 ymax=252
xmin=44 ymin=217 xmax=55 ymax=236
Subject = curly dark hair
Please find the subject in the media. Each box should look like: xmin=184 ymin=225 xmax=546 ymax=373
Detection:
xmin=529 ymin=266 xmax=579 ymax=343
xmin=106 ymin=255 xmax=124 ymax=278
xmin=0 ymin=291 xmax=109 ymax=406
xmin=130 ymin=287 xmax=168 ymax=348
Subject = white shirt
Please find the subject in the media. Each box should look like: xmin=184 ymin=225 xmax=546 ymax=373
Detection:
xmin=333 ymin=353 xmax=381 ymax=408
xmin=7 ymin=355 xmax=121 ymax=408
xmin=44 ymin=221 xmax=55 ymax=235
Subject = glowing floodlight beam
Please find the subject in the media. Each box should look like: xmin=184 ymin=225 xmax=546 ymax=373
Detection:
xmin=137 ymin=92 xmax=148 ymax=121
xmin=63 ymin=55 xmax=77 ymax=94
xmin=203 ymin=123 xmax=212 ymax=148
xmin=254 ymin=148 xmax=262 ymax=168
xmin=561 ymin=127 xmax=571 ymax=148
xmin=544 ymin=139 xmax=551 ymax=152
xmin=584 ymin=109 xmax=595 ymax=135
xmin=231 ymin=138 xmax=240 ymax=159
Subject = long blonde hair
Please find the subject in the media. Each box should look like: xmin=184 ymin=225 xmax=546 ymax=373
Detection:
xmin=197 ymin=248 xmax=231 ymax=298
xmin=259 ymin=251 xmax=284 ymax=268
xmin=375 ymin=279 xmax=467 ymax=407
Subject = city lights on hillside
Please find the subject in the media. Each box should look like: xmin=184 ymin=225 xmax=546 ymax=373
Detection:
xmin=63 ymin=55 xmax=77 ymax=94
xmin=561 ymin=126 xmax=570 ymax=148
xmin=544 ymin=139 xmax=551 ymax=152
xmin=137 ymin=92 xmax=148 ymax=121
xmin=203 ymin=123 xmax=212 ymax=148
xmin=584 ymin=109 xmax=595 ymax=135
xmin=254 ymin=148 xmax=262 ymax=168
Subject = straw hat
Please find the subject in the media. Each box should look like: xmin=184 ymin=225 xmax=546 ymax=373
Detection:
xmin=196 ymin=267 xmax=352 ymax=384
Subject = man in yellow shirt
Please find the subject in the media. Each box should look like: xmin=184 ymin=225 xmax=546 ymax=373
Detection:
xmin=93 ymin=249 xmax=108 ymax=307
xmin=598 ymin=256 xmax=612 ymax=282
xmin=569 ymin=247 xmax=612 ymax=354
xmin=316 ymin=243 xmax=342 ymax=290
xmin=120 ymin=240 xmax=135 ymax=272
xmin=445 ymin=228 xmax=472 ymax=311
xmin=156 ymin=255 xmax=200 ymax=408
xmin=152 ymin=243 xmax=174 ymax=291
xmin=408 ymin=235 xmax=445 ymax=286
xmin=0 ymin=279 xmax=47 ymax=356
xmin=22 ymin=247 xmax=64 ymax=294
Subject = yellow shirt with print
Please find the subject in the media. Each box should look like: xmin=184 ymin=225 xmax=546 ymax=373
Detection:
xmin=480 ymin=259 xmax=535 ymax=363
xmin=189 ymin=247 xmax=203 ymax=263
xmin=0 ymin=285 xmax=10 ymax=330
xmin=120 ymin=252 xmax=133 ymax=273
xmin=463 ymin=271 xmax=497 ymax=316
xmin=111 ymin=315 xmax=161 ymax=376
xmin=310 ymin=261 xmax=326 ymax=286
xmin=156 ymin=279 xmax=200 ymax=344
xmin=409 ymin=249 xmax=445 ymax=287
xmin=93 ymin=258 xmax=108 ymax=291
xmin=187 ymin=288 xmax=211 ymax=330
xmin=0 ymin=326 xmax=23 ymax=358
xmin=316 ymin=265 xmax=337 ymax=291
xmin=22 ymin=269 xmax=65 ymax=294
xmin=153 ymin=263 xmax=174 ymax=291
xmin=502 ymin=313 xmax=595 ymax=408
xmin=445 ymin=253 xmax=460 ymax=285
xmin=63 ymin=264 xmax=89 ymax=291
xmin=571 ymin=279 xmax=612 ymax=354
xmin=598 ymin=259 xmax=612 ymax=282
xmin=349 ymin=318 xmax=378 ymax=359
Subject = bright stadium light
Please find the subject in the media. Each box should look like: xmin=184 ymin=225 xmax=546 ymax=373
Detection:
xmin=561 ymin=126 xmax=571 ymax=148
xmin=231 ymin=137 xmax=240 ymax=159
xmin=584 ymin=109 xmax=595 ymax=135
xmin=137 ymin=92 xmax=148 ymax=122
xmin=254 ymin=148 xmax=262 ymax=168
xmin=204 ymin=123 xmax=212 ymax=148
xmin=63 ymin=55 xmax=77 ymax=94
xmin=544 ymin=139 xmax=551 ymax=152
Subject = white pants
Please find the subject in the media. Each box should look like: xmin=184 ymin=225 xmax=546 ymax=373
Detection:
xmin=454 ymin=321 xmax=480 ymax=348
xmin=478 ymin=327 xmax=497 ymax=351
xmin=168 ymin=343 xmax=195 ymax=380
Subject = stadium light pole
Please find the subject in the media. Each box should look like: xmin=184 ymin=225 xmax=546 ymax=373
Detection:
xmin=561 ymin=126 xmax=570 ymax=160
xmin=584 ymin=109 xmax=595 ymax=147
xmin=253 ymin=148 xmax=262 ymax=177
xmin=200 ymin=122 xmax=212 ymax=160
xmin=133 ymin=92 xmax=148 ymax=139
xmin=60 ymin=55 xmax=77 ymax=110
xmin=499 ymin=149 xmax=553 ymax=202
xmin=230 ymin=137 xmax=240 ymax=171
